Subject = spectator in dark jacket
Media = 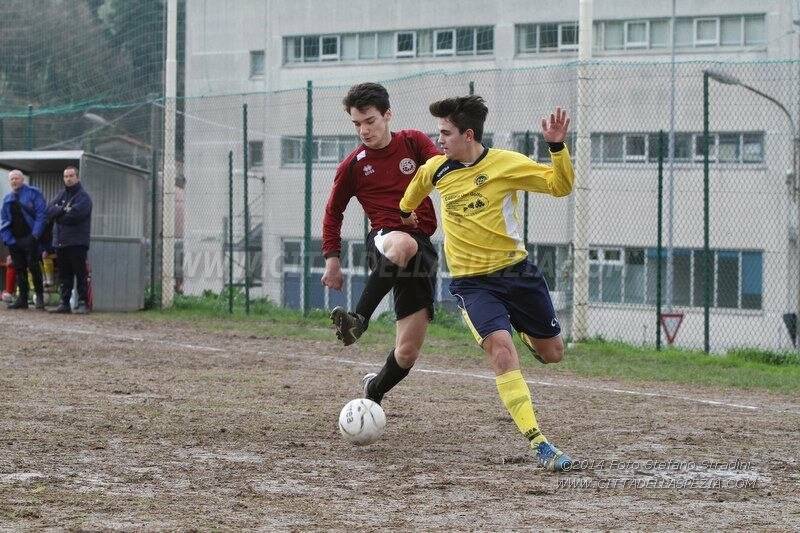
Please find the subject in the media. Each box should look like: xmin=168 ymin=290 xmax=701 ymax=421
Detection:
xmin=0 ymin=169 xmax=47 ymax=309
xmin=46 ymin=166 xmax=92 ymax=314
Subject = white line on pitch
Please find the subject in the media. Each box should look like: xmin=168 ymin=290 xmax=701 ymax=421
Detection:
xmin=4 ymin=316 xmax=795 ymax=415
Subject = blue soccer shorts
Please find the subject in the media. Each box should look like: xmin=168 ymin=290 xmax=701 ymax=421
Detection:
xmin=448 ymin=259 xmax=561 ymax=346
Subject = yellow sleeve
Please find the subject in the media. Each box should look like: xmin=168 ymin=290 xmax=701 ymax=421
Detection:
xmin=399 ymin=161 xmax=435 ymax=214
xmin=506 ymin=147 xmax=574 ymax=197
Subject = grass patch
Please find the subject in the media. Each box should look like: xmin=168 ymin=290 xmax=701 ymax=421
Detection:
xmin=135 ymin=294 xmax=800 ymax=394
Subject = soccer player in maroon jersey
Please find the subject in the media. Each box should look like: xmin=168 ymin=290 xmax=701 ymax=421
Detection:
xmin=321 ymin=82 xmax=440 ymax=405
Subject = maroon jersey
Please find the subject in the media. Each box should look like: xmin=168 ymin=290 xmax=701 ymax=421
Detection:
xmin=322 ymin=129 xmax=439 ymax=258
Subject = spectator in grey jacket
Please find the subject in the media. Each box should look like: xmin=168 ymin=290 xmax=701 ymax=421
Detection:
xmin=46 ymin=166 xmax=92 ymax=314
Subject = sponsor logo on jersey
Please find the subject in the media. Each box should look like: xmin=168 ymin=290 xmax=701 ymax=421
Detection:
xmin=356 ymin=150 xmax=367 ymax=161
xmin=363 ymin=164 xmax=375 ymax=176
xmin=399 ymin=158 xmax=417 ymax=175
xmin=474 ymin=174 xmax=488 ymax=187
xmin=443 ymin=191 xmax=488 ymax=217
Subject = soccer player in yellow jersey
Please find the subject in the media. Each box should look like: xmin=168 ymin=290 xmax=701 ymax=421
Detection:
xmin=399 ymin=95 xmax=575 ymax=471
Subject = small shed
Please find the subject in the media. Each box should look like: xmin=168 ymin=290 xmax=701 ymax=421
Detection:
xmin=0 ymin=151 xmax=151 ymax=311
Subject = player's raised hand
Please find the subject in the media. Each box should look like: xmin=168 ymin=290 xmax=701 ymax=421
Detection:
xmin=541 ymin=107 xmax=570 ymax=143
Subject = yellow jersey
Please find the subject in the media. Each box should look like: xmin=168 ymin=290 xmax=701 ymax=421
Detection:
xmin=400 ymin=146 xmax=574 ymax=277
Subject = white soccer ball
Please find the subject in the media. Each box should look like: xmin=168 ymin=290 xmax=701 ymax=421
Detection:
xmin=338 ymin=398 xmax=386 ymax=446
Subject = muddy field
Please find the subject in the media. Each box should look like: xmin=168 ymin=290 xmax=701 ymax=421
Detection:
xmin=1 ymin=309 xmax=798 ymax=530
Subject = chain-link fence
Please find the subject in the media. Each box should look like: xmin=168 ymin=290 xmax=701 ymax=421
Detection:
xmin=2 ymin=60 xmax=798 ymax=353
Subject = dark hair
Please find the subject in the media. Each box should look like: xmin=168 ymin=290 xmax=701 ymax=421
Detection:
xmin=342 ymin=82 xmax=390 ymax=115
xmin=429 ymin=95 xmax=488 ymax=142
xmin=64 ymin=165 xmax=79 ymax=176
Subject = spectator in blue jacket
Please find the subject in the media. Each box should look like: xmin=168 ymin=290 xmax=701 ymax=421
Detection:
xmin=46 ymin=166 xmax=93 ymax=314
xmin=0 ymin=170 xmax=47 ymax=310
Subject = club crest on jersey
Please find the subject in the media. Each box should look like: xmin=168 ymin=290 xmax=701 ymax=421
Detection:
xmin=363 ymin=164 xmax=375 ymax=176
xmin=474 ymin=174 xmax=488 ymax=187
xmin=399 ymin=158 xmax=416 ymax=175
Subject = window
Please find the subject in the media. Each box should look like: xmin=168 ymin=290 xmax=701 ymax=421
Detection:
xmin=717 ymin=251 xmax=739 ymax=308
xmin=649 ymin=20 xmax=669 ymax=48
xmin=605 ymin=21 xmax=624 ymax=50
xmin=359 ymin=33 xmax=376 ymax=59
xmin=589 ymin=247 xmax=623 ymax=303
xmin=341 ymin=34 xmax=358 ymax=60
xmin=540 ymin=24 xmax=559 ymax=51
xmin=742 ymin=133 xmax=764 ymax=162
xmin=695 ymin=18 xmax=718 ymax=46
xmin=625 ymin=21 xmax=648 ymax=48
xmin=744 ymin=15 xmax=766 ymax=45
xmin=692 ymin=250 xmax=714 ymax=307
xmin=476 ymin=27 xmax=494 ymax=53
xmin=720 ymin=17 xmax=742 ymax=46
xmin=518 ymin=24 xmax=537 ymax=53
xmin=624 ymin=134 xmax=646 ymax=161
xmin=378 ymin=32 xmax=394 ymax=58
xmin=624 ymin=248 xmax=645 ymax=304
xmin=396 ymin=31 xmax=416 ymax=57
xmin=600 ymin=132 xmax=762 ymax=165
xmin=559 ymin=23 xmax=578 ymax=50
xmin=303 ymin=36 xmax=320 ymax=61
xmin=248 ymin=141 xmax=264 ymax=169
xmin=675 ymin=18 xmax=694 ymax=47
xmin=417 ymin=30 xmax=433 ymax=56
xmin=602 ymin=134 xmax=623 ymax=162
xmin=321 ymin=35 xmax=340 ymax=60
xmin=281 ymin=136 xmax=359 ymax=165
xmin=435 ymin=29 xmax=455 ymax=55
xmin=283 ymin=241 xmax=302 ymax=266
xmin=717 ymin=133 xmax=740 ymax=162
xmin=288 ymin=27 xmax=493 ymax=63
xmin=741 ymin=252 xmax=763 ymax=309
xmin=456 ymin=28 xmax=475 ymax=55
xmin=249 ymin=50 xmax=265 ymax=77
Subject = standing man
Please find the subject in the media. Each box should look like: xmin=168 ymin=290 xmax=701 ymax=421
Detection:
xmin=0 ymin=169 xmax=47 ymax=310
xmin=399 ymin=96 xmax=575 ymax=471
xmin=322 ymin=82 xmax=440 ymax=405
xmin=47 ymin=166 xmax=92 ymax=314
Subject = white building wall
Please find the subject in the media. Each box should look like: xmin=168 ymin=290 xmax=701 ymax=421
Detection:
xmin=182 ymin=0 xmax=799 ymax=350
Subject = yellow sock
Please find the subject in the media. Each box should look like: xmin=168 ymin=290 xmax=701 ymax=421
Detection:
xmin=495 ymin=369 xmax=547 ymax=446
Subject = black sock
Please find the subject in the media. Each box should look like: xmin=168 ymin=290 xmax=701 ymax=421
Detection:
xmin=366 ymin=349 xmax=411 ymax=404
xmin=355 ymin=255 xmax=399 ymax=326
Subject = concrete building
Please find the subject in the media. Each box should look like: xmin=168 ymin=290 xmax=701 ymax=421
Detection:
xmin=181 ymin=0 xmax=798 ymax=351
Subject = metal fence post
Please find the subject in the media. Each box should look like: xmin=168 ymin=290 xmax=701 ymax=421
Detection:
xmin=229 ymin=150 xmax=234 ymax=314
xmin=702 ymin=72 xmax=711 ymax=354
xmin=657 ymin=130 xmax=665 ymax=350
xmin=150 ymin=149 xmax=158 ymax=308
xmin=243 ymin=103 xmax=250 ymax=314
xmin=303 ymin=80 xmax=314 ymax=316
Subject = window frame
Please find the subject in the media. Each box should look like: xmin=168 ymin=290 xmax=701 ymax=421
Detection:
xmin=694 ymin=17 xmax=719 ymax=46
xmin=249 ymin=50 xmax=265 ymax=77
xmin=558 ymin=23 xmax=579 ymax=51
xmin=434 ymin=28 xmax=456 ymax=55
xmin=624 ymin=20 xmax=649 ymax=49
xmin=395 ymin=31 xmax=417 ymax=57
xmin=320 ymin=35 xmax=340 ymax=61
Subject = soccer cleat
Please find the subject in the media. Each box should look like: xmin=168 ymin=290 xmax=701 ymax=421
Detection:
xmin=6 ymin=298 xmax=29 ymax=310
xmin=48 ymin=303 xmax=71 ymax=314
xmin=360 ymin=372 xmax=379 ymax=403
xmin=330 ymin=306 xmax=365 ymax=346
xmin=73 ymin=301 xmax=90 ymax=314
xmin=534 ymin=441 xmax=574 ymax=472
